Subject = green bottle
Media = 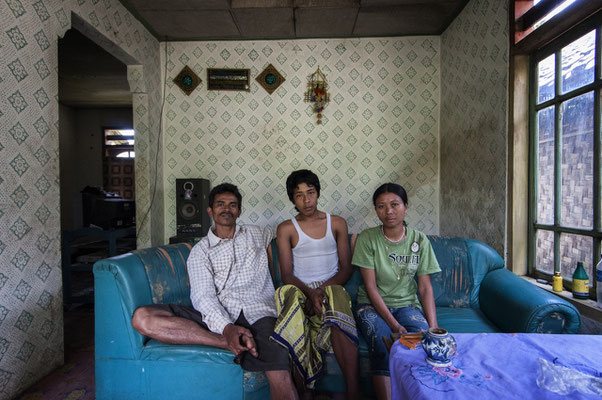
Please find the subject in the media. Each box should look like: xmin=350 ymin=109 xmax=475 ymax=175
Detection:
xmin=572 ymin=262 xmax=589 ymax=299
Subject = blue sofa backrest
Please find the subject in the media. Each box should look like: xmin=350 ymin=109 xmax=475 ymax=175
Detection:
xmin=133 ymin=243 xmax=194 ymax=306
xmin=94 ymin=242 xmax=194 ymax=357
xmin=270 ymin=234 xmax=505 ymax=310
xmin=118 ymin=234 xmax=504 ymax=323
xmin=429 ymin=236 xmax=505 ymax=309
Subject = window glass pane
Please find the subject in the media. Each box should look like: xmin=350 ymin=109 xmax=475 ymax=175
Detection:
xmin=105 ymin=129 xmax=134 ymax=137
xmin=561 ymin=30 xmax=595 ymax=94
xmin=116 ymin=151 xmax=133 ymax=158
xmin=533 ymin=0 xmax=578 ymax=29
xmin=536 ymin=229 xmax=554 ymax=275
xmin=560 ymin=92 xmax=594 ymax=229
xmin=537 ymin=106 xmax=555 ymax=224
xmin=560 ymin=233 xmax=593 ymax=284
xmin=105 ymin=129 xmax=135 ymax=146
xmin=538 ymin=54 xmax=555 ymax=103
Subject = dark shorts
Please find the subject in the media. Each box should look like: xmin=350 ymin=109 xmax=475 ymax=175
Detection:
xmin=146 ymin=304 xmax=290 ymax=372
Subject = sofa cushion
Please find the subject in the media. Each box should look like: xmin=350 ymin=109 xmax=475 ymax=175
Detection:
xmin=436 ymin=307 xmax=499 ymax=333
xmin=141 ymin=340 xmax=235 ymax=363
xmin=140 ymin=340 xmax=269 ymax=393
xmin=133 ymin=243 xmax=193 ymax=306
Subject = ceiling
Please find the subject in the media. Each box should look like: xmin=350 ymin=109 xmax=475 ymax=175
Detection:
xmin=59 ymin=0 xmax=469 ymax=107
xmin=120 ymin=0 xmax=470 ymax=41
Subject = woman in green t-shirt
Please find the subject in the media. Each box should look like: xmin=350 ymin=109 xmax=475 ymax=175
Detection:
xmin=352 ymin=183 xmax=440 ymax=400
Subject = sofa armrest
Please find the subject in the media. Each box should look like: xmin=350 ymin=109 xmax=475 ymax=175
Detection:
xmin=94 ymin=252 xmax=153 ymax=359
xmin=479 ymin=268 xmax=580 ymax=333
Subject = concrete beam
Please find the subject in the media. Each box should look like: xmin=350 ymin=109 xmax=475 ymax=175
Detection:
xmin=232 ymin=7 xmax=295 ymax=38
xmin=295 ymin=6 xmax=359 ymax=37
xmin=125 ymin=0 xmax=230 ymax=10
xmin=231 ymin=0 xmax=293 ymax=8
xmin=138 ymin=10 xmax=240 ymax=39
xmin=295 ymin=0 xmax=359 ymax=7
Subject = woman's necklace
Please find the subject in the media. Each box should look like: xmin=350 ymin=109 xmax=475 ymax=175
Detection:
xmin=381 ymin=225 xmax=406 ymax=243
xmin=382 ymin=225 xmax=406 ymax=280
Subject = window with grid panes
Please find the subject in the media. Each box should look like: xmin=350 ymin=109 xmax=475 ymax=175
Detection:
xmin=530 ymin=16 xmax=602 ymax=297
xmin=104 ymin=128 xmax=135 ymax=158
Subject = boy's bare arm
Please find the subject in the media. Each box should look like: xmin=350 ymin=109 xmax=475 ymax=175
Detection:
xmin=319 ymin=215 xmax=353 ymax=287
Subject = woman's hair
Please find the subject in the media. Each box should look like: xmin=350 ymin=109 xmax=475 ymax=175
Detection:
xmin=286 ymin=169 xmax=321 ymax=203
xmin=372 ymin=183 xmax=408 ymax=206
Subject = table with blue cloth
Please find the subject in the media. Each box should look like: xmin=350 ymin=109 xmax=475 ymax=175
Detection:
xmin=390 ymin=333 xmax=602 ymax=400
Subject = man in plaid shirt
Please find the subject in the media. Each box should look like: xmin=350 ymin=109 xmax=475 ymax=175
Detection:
xmin=132 ymin=183 xmax=297 ymax=399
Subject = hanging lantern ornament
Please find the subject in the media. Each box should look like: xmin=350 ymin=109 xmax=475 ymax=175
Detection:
xmin=304 ymin=66 xmax=330 ymax=124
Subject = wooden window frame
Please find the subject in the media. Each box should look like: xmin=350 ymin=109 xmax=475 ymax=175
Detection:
xmin=528 ymin=15 xmax=602 ymax=296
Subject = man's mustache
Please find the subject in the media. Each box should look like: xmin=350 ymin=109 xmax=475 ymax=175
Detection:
xmin=219 ymin=212 xmax=234 ymax=217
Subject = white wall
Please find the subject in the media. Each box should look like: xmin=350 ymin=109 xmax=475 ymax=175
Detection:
xmin=440 ymin=0 xmax=509 ymax=255
xmin=162 ymin=37 xmax=441 ymax=240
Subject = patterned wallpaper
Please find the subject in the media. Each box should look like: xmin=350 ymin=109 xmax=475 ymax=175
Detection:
xmin=0 ymin=1 xmax=160 ymax=398
xmin=163 ymin=37 xmax=441 ymax=239
xmin=440 ymin=0 xmax=509 ymax=255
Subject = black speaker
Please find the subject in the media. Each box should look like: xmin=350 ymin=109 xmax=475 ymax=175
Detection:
xmin=176 ymin=178 xmax=210 ymax=238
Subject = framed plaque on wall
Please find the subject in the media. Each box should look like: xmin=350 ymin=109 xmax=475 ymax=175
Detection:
xmin=207 ymin=68 xmax=250 ymax=91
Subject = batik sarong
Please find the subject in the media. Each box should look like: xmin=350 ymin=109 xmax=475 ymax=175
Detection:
xmin=271 ymin=283 xmax=358 ymax=386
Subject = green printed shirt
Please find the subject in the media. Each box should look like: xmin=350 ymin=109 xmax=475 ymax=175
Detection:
xmin=352 ymin=226 xmax=441 ymax=308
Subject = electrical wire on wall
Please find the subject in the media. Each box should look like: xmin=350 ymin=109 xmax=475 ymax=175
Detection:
xmin=136 ymin=39 xmax=169 ymax=239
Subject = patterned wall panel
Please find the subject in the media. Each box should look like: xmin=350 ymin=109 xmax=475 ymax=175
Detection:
xmin=163 ymin=37 xmax=441 ymax=239
xmin=0 ymin=1 xmax=160 ymax=398
xmin=440 ymin=0 xmax=509 ymax=255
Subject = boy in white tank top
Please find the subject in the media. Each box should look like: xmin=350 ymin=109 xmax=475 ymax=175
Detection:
xmin=271 ymin=170 xmax=359 ymax=400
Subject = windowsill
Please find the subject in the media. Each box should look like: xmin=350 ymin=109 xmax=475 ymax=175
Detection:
xmin=521 ymin=275 xmax=602 ymax=322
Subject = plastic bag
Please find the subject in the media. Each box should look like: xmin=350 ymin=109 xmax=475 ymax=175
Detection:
xmin=536 ymin=357 xmax=602 ymax=396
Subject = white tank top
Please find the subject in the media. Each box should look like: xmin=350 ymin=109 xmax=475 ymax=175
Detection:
xmin=291 ymin=213 xmax=339 ymax=285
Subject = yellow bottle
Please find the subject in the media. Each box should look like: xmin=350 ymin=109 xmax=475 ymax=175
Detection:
xmin=553 ymin=272 xmax=563 ymax=292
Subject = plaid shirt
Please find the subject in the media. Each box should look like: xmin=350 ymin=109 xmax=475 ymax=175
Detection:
xmin=187 ymin=224 xmax=277 ymax=334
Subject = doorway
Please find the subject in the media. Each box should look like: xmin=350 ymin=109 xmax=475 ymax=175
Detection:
xmin=58 ymin=29 xmax=136 ymax=305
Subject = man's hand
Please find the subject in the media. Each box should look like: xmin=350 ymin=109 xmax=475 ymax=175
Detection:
xmin=307 ymin=288 xmax=325 ymax=317
xmin=223 ymin=324 xmax=258 ymax=357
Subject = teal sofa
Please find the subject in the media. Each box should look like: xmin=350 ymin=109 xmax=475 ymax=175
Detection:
xmin=94 ymin=235 xmax=580 ymax=399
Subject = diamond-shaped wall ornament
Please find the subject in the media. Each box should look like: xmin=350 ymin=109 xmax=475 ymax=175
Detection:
xmin=173 ymin=65 xmax=201 ymax=96
xmin=256 ymin=64 xmax=285 ymax=95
